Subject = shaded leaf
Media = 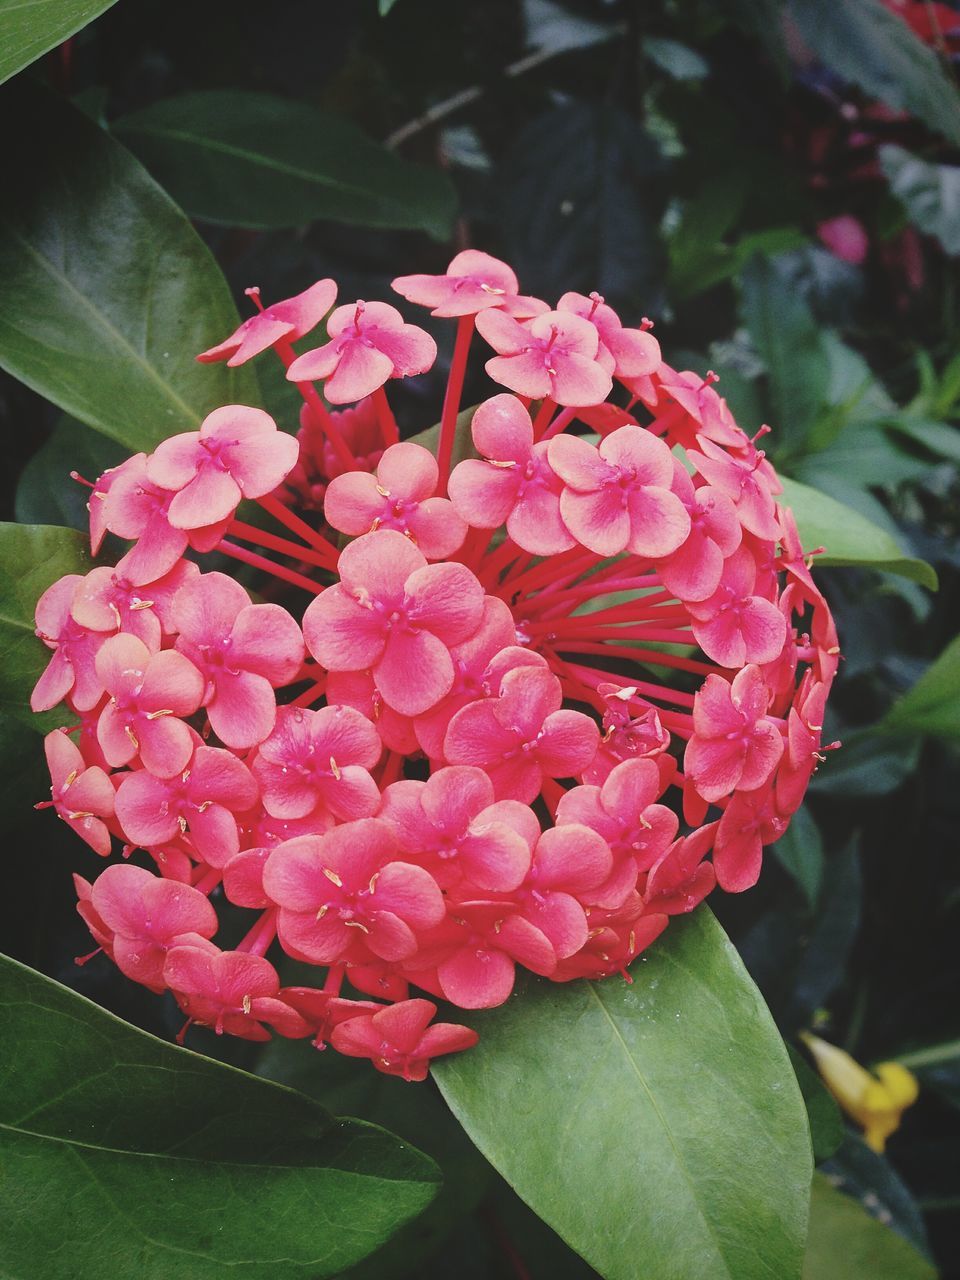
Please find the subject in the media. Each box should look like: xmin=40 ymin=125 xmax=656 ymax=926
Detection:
xmin=774 ymin=805 xmax=824 ymax=910
xmin=821 ymin=1133 xmax=932 ymax=1256
xmin=881 ymin=144 xmax=960 ymax=255
xmin=0 ymin=81 xmax=257 ymax=453
xmin=0 ymin=0 xmax=117 ymax=86
xmin=881 ymin=634 xmax=960 ymax=739
xmin=114 ymin=92 xmax=457 ymax=240
xmin=809 ymin=733 xmax=921 ymax=798
xmin=434 ymin=909 xmax=812 ymax=1280
xmin=0 ymin=953 xmax=439 ymax=1280
xmin=0 ymin=522 xmax=91 ymax=731
xmin=788 ymin=1044 xmax=844 ymax=1163
xmin=788 ymin=0 xmax=960 ymax=145
xmin=804 ymin=1174 xmax=936 ymax=1279
xmin=778 ymin=475 xmax=938 ymax=588
xmin=793 ymin=837 xmax=861 ymax=1017
xmin=16 ymin=417 xmax=126 ymax=531
xmin=497 ymin=102 xmax=668 ymax=310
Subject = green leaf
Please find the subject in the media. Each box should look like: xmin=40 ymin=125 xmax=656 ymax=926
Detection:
xmin=787 ymin=0 xmax=960 ymax=144
xmin=787 ymin=1045 xmax=844 ymax=1163
xmin=804 ymin=1174 xmax=937 ymax=1279
xmin=16 ymin=416 xmax=126 ymax=531
xmin=773 ymin=804 xmax=824 ymax=909
xmin=881 ymin=144 xmax=960 ymax=255
xmin=0 ymin=81 xmax=258 ymax=453
xmin=0 ymin=0 xmax=118 ymax=86
xmin=0 ymin=953 xmax=439 ymax=1279
xmin=434 ymin=909 xmax=812 ymax=1280
xmin=778 ymin=475 xmax=938 ymax=588
xmin=0 ymin=522 xmax=91 ymax=731
xmin=114 ymin=92 xmax=457 ymax=240
xmin=881 ymin=634 xmax=960 ymax=739
xmin=740 ymin=254 xmax=830 ymax=450
xmin=408 ymin=404 xmax=478 ymax=470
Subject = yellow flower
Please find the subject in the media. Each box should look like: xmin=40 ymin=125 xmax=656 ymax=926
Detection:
xmin=800 ymin=1031 xmax=919 ymax=1153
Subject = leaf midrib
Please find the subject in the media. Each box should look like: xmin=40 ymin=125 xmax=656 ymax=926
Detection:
xmin=116 ymin=124 xmax=410 ymax=207
xmin=3 ymin=224 xmax=201 ymax=426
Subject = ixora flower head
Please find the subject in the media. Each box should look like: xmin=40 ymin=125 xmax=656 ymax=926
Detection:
xmin=32 ymin=250 xmax=839 ymax=1079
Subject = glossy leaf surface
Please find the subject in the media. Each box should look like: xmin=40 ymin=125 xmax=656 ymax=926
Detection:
xmin=0 ymin=953 xmax=439 ymax=1279
xmin=435 ymin=909 xmax=812 ymax=1280
xmin=0 ymin=82 xmax=257 ymax=452
xmin=0 ymin=0 xmax=117 ymax=85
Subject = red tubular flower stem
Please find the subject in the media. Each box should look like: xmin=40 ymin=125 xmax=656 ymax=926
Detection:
xmin=538 ymin=405 xmax=578 ymax=441
xmin=323 ymin=963 xmax=346 ymax=996
xmin=236 ymin=908 xmax=278 ymax=958
xmin=291 ymin=677 xmax=327 ymax=707
xmin=437 ymin=314 xmax=475 ymax=495
xmin=541 ymin=623 xmax=696 ymax=645
xmin=501 ymin=547 xmax=597 ymax=595
xmin=531 ymin=397 xmax=556 ymax=439
xmin=540 ymin=777 xmax=565 ymax=817
xmin=219 ymin=539 xmax=324 ymax=595
xmin=378 ymin=750 xmax=405 ymax=788
xmin=228 ymin=518 xmax=337 ymax=570
xmin=542 ymin=601 xmax=691 ymax=629
xmin=554 ymin=639 xmax=718 ymax=677
xmin=194 ymin=866 xmax=223 ymax=895
xmin=256 ymin=491 xmax=341 ymax=558
xmin=561 ymin=660 xmax=697 ymax=709
xmin=535 ymin=581 xmax=670 ymax=620
xmin=273 ymin=337 xmax=359 ymax=473
xmin=371 ymin=385 xmax=400 ymax=448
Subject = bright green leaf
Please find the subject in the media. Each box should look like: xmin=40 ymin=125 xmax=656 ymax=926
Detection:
xmin=881 ymin=634 xmax=960 ymax=739
xmin=804 ymin=1174 xmax=937 ymax=1279
xmin=881 ymin=144 xmax=960 ymax=256
xmin=0 ymin=81 xmax=258 ymax=453
xmin=434 ymin=909 xmax=812 ymax=1280
xmin=113 ymin=92 xmax=457 ymax=240
xmin=778 ymin=475 xmax=938 ymax=588
xmin=0 ymin=0 xmax=117 ymax=86
xmin=788 ymin=0 xmax=960 ymax=145
xmin=0 ymin=953 xmax=439 ymax=1279
xmin=0 ymin=522 xmax=91 ymax=731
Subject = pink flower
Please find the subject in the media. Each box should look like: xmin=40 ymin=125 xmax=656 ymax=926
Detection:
xmin=713 ymin=788 xmax=787 ymax=892
xmin=89 ymin=863 xmax=218 ymax=991
xmin=330 ymin=998 xmax=478 ymax=1080
xmin=658 ymin=467 xmax=742 ymax=602
xmin=31 ymin=575 xmax=107 ymax=713
xmin=475 ymin=309 xmax=612 ymax=406
xmin=303 ymin=530 xmax=485 ymax=717
xmin=688 ymin=436 xmax=780 ymax=540
xmin=392 ymin=251 xmax=543 ymax=319
xmin=642 ymin=824 xmax=717 ymax=914
xmin=817 ymin=215 xmax=869 ymax=265
xmin=557 ymin=292 xmax=661 ymax=378
xmin=172 ymin=571 xmax=305 ymax=749
xmin=776 ymin=678 xmax=835 ymax=815
xmin=556 ymin=758 xmax=679 ymax=879
xmin=378 ymin=766 xmax=533 ymax=891
xmin=447 ymin=394 xmax=575 ymax=556
xmin=147 ymin=406 xmax=300 ymax=529
xmin=114 ymin=745 xmax=258 ymax=866
xmin=41 ymin=729 xmax=115 ymax=856
xmin=582 ymin=687 xmax=672 ymax=786
xmin=263 ymin=819 xmax=445 ymax=964
xmin=163 ymin=944 xmax=311 ymax=1041
xmin=443 ymin=665 xmax=600 ymax=802
xmin=101 ymin=454 xmax=229 ymax=585
xmin=197 ymin=280 xmax=337 ymax=365
xmin=502 ymin=823 xmax=614 ymax=957
xmin=280 ymin=988 xmax=383 ymax=1050
xmin=324 ymin=441 xmax=467 ymax=559
xmin=325 ymin=669 xmax=420 ymax=755
xmin=252 ymin=704 xmax=382 ymax=821
xmin=287 ymin=301 xmax=437 ymax=404
xmin=684 ymin=666 xmax=784 ymax=804
xmin=687 ymin=548 xmax=788 ymax=668
xmin=70 ymin=561 xmax=198 ymax=651
xmin=547 ymin=425 xmax=690 ymax=558
xmin=94 ymin=633 xmax=204 ymax=778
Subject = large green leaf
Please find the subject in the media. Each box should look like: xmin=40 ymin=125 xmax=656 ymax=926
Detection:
xmin=778 ymin=476 xmax=938 ymax=588
xmin=0 ymin=81 xmax=257 ymax=453
xmin=16 ymin=416 xmax=127 ymax=531
xmin=740 ymin=254 xmax=830 ymax=450
xmin=803 ymin=1174 xmax=936 ymax=1279
xmin=881 ymin=634 xmax=960 ymax=739
xmin=0 ymin=953 xmax=439 ymax=1279
xmin=0 ymin=0 xmax=118 ymax=86
xmin=881 ymin=145 xmax=960 ymax=256
xmin=113 ymin=91 xmax=457 ymax=240
xmin=434 ymin=909 xmax=812 ymax=1280
xmin=0 ymin=522 xmax=91 ymax=731
xmin=787 ymin=0 xmax=960 ymax=145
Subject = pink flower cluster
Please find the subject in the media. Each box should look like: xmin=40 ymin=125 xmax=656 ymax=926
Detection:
xmin=32 ymin=252 xmax=838 ymax=1081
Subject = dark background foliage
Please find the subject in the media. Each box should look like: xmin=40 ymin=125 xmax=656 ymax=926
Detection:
xmin=1 ymin=2 xmax=959 ymax=1277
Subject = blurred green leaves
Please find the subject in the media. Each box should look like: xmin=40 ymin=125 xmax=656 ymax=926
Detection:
xmin=114 ymin=92 xmax=457 ymax=240
xmin=0 ymin=954 xmax=439 ymax=1280
xmin=881 ymin=634 xmax=960 ymax=739
xmin=881 ymin=145 xmax=960 ymax=257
